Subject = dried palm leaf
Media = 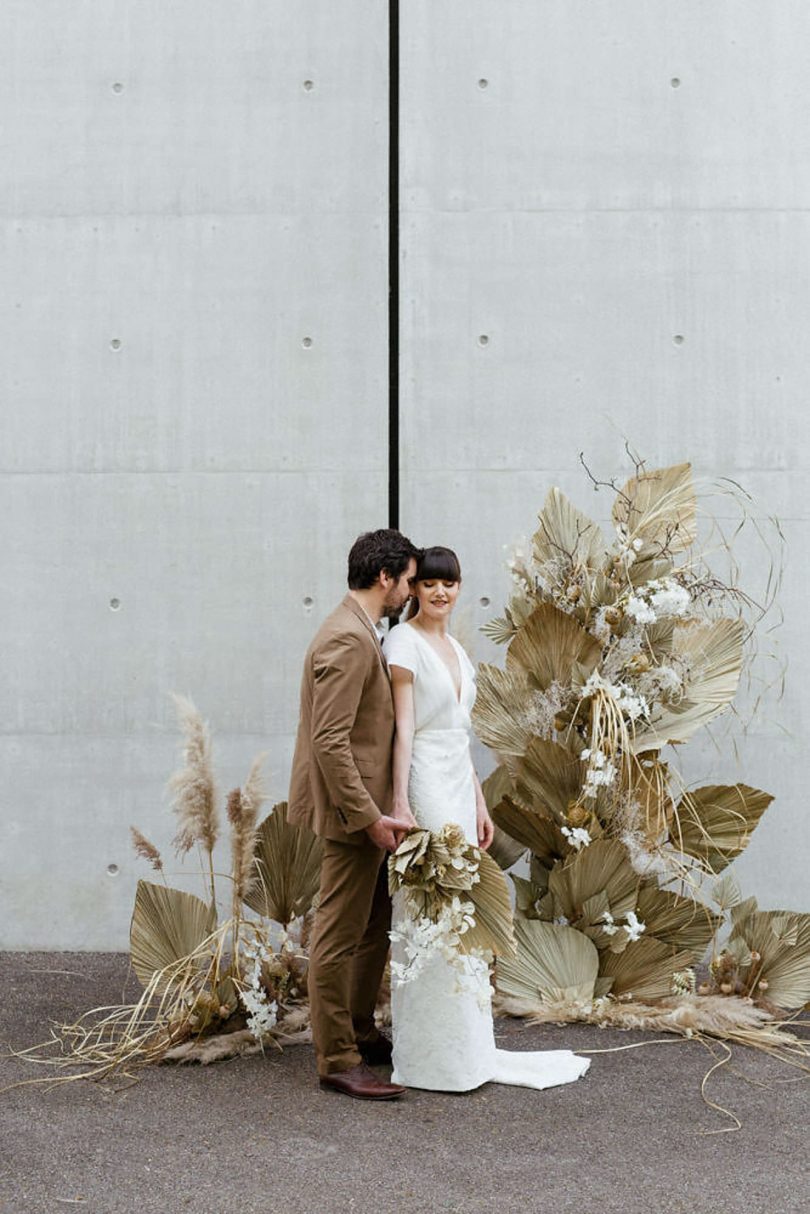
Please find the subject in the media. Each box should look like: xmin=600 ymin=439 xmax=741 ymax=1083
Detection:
xmin=599 ymin=936 xmax=695 ymax=1002
xmin=533 ymin=487 xmax=606 ymax=581
xmin=472 ymin=662 xmax=533 ymax=757
xmin=463 ymin=850 xmax=517 ymax=959
xmin=480 ymin=614 xmax=518 ymax=645
xmin=513 ymin=736 xmax=586 ymax=822
xmin=481 ymin=765 xmax=527 ymax=870
xmin=631 ymin=618 xmax=744 ymax=752
xmin=506 ymin=602 xmax=602 ymax=690
xmin=729 ymin=909 xmax=810 ymax=1010
xmin=674 ymin=783 xmax=773 ymax=872
xmin=130 ymin=879 xmax=217 ymax=991
xmin=242 ymin=802 xmax=323 ymax=927
xmin=613 ymin=462 xmax=697 ymax=553
xmin=492 ymin=796 xmax=568 ymax=868
xmin=496 ymin=920 xmax=599 ymax=1004
xmin=635 ymin=884 xmax=719 ymax=962
xmin=548 ymin=840 xmax=640 ymax=926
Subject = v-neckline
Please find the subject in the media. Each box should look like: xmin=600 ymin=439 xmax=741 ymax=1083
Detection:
xmin=407 ymin=622 xmax=463 ymax=704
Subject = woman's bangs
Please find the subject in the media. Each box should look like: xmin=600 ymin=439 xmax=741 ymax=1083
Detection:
xmin=416 ymin=546 xmax=461 ymax=583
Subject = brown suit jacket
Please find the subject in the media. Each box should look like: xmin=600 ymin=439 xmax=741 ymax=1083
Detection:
xmin=287 ymin=595 xmax=394 ymax=844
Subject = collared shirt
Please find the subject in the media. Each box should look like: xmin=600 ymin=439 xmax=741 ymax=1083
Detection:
xmin=359 ymin=604 xmax=385 ymax=646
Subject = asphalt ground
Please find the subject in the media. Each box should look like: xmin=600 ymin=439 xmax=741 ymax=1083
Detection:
xmin=1 ymin=953 xmax=807 ymax=1214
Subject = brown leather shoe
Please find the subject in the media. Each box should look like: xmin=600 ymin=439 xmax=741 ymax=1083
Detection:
xmin=319 ymin=1062 xmax=405 ymax=1100
xmin=358 ymin=1033 xmax=393 ymax=1066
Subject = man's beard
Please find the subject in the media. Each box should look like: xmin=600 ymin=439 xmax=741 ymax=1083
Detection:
xmin=382 ymin=598 xmax=409 ymax=621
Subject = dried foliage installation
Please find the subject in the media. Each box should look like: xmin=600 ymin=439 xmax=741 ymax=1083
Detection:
xmin=474 ymin=457 xmax=809 ymax=1063
xmin=11 ymin=698 xmax=321 ymax=1085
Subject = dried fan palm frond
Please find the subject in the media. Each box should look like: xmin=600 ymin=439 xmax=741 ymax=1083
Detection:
xmin=463 ymin=850 xmax=517 ymax=959
xmin=168 ymin=694 xmax=219 ymax=866
xmin=729 ymin=908 xmax=810 ymax=1010
xmin=635 ymin=884 xmax=719 ymax=962
xmin=631 ymin=618 xmax=744 ymax=752
xmin=673 ymin=783 xmax=773 ymax=873
xmin=513 ymin=737 xmax=587 ymax=822
xmin=548 ymin=840 xmax=640 ymax=927
xmin=613 ymin=462 xmax=697 ymax=553
xmin=482 ymin=767 xmax=527 ymax=869
xmin=130 ymin=827 xmax=163 ymax=873
xmin=472 ymin=662 xmax=533 ymax=757
xmin=242 ymin=802 xmax=323 ymax=928
xmin=481 ymin=614 xmax=519 ymax=645
xmin=496 ymin=920 xmax=599 ymax=1005
xmin=533 ymin=487 xmax=606 ymax=584
xmin=507 ymin=602 xmax=602 ymax=690
xmin=130 ymin=879 xmax=217 ymax=992
xmin=492 ymin=797 xmax=567 ymax=869
xmin=599 ymin=936 xmax=695 ymax=1002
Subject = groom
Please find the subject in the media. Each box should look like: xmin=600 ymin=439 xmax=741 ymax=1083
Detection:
xmin=288 ymin=528 xmax=421 ymax=1099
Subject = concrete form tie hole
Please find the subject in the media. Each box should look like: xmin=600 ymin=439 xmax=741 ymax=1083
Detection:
xmin=110 ymin=338 xmax=122 ymax=351
xmin=478 ymin=78 xmax=489 ymax=89
xmin=670 ymin=77 xmax=681 ymax=88
xmin=478 ymin=334 xmax=489 ymax=346
xmin=673 ymin=334 xmax=685 ymax=346
xmin=301 ymin=336 xmax=313 ymax=348
xmin=109 ymin=598 xmax=121 ymax=611
xmin=303 ymin=79 xmax=314 ymax=91
xmin=107 ymin=864 xmax=119 ymax=876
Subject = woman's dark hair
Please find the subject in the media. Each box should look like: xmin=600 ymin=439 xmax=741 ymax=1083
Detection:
xmin=415 ymin=545 xmax=462 ymax=583
xmin=347 ymin=529 xmax=422 ymax=589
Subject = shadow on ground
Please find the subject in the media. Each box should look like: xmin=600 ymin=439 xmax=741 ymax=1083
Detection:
xmin=1 ymin=954 xmax=807 ymax=1214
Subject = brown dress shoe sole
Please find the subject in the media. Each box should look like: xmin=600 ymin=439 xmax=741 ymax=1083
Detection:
xmin=319 ymin=1080 xmax=403 ymax=1101
xmin=319 ymin=1067 xmax=405 ymax=1101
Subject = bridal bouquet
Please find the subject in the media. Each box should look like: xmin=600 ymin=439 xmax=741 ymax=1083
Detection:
xmin=388 ymin=823 xmax=516 ymax=986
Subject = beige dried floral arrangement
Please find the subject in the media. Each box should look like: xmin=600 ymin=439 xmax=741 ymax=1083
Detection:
xmin=11 ymin=695 xmax=321 ymax=1085
xmin=471 ymin=455 xmax=808 ymax=1072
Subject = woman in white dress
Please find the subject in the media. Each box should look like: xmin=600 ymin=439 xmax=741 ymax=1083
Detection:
xmin=383 ymin=546 xmax=590 ymax=1093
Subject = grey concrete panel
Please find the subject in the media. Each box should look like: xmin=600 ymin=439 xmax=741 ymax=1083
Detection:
xmin=0 ymin=214 xmax=386 ymax=471
xmin=0 ymin=0 xmax=387 ymax=217
xmin=1 ymin=3 xmax=389 ymax=947
xmin=400 ymin=211 xmax=809 ymax=476
xmin=403 ymin=1 xmax=810 ymax=212
xmin=1 ymin=468 xmax=386 ymax=948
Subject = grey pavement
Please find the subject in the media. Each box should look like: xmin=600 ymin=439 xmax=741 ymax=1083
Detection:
xmin=1 ymin=954 xmax=807 ymax=1214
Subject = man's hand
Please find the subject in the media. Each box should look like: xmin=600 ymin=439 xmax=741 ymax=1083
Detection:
xmin=366 ymin=815 xmax=415 ymax=852
xmin=476 ymin=810 xmax=495 ymax=851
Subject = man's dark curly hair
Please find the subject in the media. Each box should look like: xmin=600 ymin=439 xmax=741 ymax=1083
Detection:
xmin=347 ymin=529 xmax=422 ymax=590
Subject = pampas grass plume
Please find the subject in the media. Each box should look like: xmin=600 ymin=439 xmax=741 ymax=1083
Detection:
xmin=230 ymin=753 xmax=268 ymax=904
xmin=168 ymin=693 xmax=219 ymax=857
xmin=130 ymin=826 xmax=163 ymax=872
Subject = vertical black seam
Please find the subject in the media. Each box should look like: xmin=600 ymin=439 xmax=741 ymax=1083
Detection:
xmin=388 ymin=0 xmax=400 ymax=529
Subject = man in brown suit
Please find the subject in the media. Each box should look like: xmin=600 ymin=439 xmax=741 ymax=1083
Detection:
xmin=288 ymin=529 xmax=421 ymax=1100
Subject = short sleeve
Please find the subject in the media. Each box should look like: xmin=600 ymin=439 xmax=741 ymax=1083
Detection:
xmin=383 ymin=623 xmax=418 ymax=675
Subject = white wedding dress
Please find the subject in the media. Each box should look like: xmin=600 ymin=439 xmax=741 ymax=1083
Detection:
xmin=383 ymin=621 xmax=590 ymax=1093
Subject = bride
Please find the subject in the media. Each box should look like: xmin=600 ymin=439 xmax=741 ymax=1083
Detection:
xmin=383 ymin=546 xmax=590 ymax=1092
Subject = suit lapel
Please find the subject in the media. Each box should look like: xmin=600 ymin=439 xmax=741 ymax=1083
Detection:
xmin=342 ymin=595 xmax=390 ymax=680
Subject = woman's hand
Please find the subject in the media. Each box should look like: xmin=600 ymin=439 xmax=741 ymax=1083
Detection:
xmin=476 ymin=808 xmax=495 ymax=850
xmin=393 ymin=798 xmax=418 ymax=832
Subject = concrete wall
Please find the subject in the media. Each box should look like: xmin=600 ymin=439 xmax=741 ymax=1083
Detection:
xmin=3 ymin=3 xmax=807 ymax=948
xmin=1 ymin=1 xmax=389 ymax=948
xmin=399 ymin=1 xmax=808 ymax=910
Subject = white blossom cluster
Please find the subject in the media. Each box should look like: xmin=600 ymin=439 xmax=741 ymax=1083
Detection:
xmin=561 ymin=825 xmax=592 ymax=850
xmin=239 ymin=936 xmax=279 ymax=1041
xmin=599 ymin=909 xmax=647 ymax=942
xmin=390 ymin=894 xmax=480 ymax=986
xmin=582 ymin=671 xmax=650 ymax=724
xmin=625 ymin=577 xmax=692 ymax=626
xmin=580 ymin=746 xmax=618 ymax=798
